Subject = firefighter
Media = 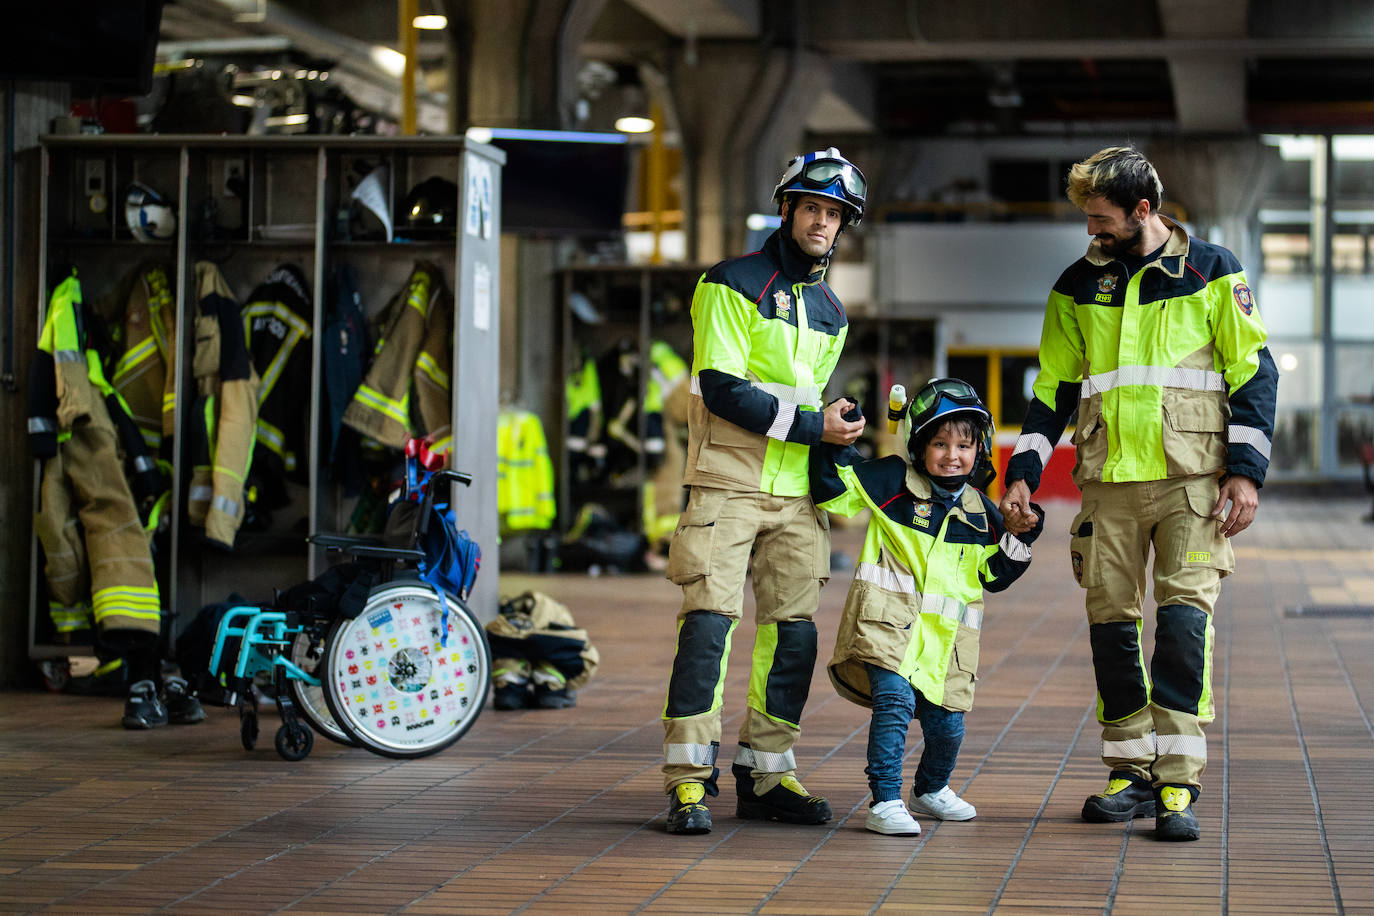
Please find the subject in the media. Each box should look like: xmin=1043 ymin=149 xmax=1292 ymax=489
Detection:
xmin=660 ymin=148 xmax=868 ymax=834
xmin=999 ymin=147 xmax=1278 ymax=842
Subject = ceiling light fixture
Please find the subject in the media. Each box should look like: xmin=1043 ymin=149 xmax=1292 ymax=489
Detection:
xmin=413 ymin=14 xmax=447 ymax=29
xmin=615 ymin=115 xmax=655 ymax=133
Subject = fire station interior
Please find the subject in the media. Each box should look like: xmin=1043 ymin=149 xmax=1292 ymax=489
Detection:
xmin=1 ymin=1 xmax=1373 ymax=912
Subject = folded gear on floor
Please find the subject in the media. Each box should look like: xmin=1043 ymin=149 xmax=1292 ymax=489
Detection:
xmin=486 ymin=591 xmax=599 ymax=710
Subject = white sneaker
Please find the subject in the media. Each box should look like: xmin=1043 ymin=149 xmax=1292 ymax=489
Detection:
xmin=910 ymin=786 xmax=977 ymax=821
xmin=865 ymin=799 xmax=922 ymax=835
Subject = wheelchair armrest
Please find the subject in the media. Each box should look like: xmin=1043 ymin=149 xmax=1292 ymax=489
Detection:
xmin=309 ymin=532 xmax=384 ymax=550
xmin=343 ymin=544 xmax=426 ymax=562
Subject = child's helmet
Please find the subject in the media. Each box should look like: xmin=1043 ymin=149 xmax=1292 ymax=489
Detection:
xmin=125 ymin=182 xmax=177 ymax=242
xmin=905 ymin=377 xmax=996 ymax=488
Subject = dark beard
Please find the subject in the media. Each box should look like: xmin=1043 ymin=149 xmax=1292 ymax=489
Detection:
xmin=1097 ymin=220 xmax=1144 ymax=258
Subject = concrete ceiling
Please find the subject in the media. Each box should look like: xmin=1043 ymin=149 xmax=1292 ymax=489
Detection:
xmin=153 ymin=0 xmax=1374 ymax=137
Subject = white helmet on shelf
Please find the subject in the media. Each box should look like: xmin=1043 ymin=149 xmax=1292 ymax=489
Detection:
xmin=125 ymin=182 xmax=177 ymax=242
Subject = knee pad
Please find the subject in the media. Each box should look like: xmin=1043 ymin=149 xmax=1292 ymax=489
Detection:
xmin=751 ymin=619 xmax=817 ymax=727
xmin=664 ymin=611 xmax=734 ymax=719
xmin=1152 ymin=604 xmax=1209 ymax=715
xmin=1089 ymin=620 xmax=1149 ymax=722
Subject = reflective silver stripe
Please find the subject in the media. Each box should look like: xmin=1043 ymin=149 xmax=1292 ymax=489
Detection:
xmin=53 ymin=350 xmax=84 ymax=363
xmin=1012 ymin=432 xmax=1054 ymax=468
xmin=1156 ymin=733 xmax=1207 ymax=759
xmin=766 ymin=401 xmax=796 ymax=440
xmin=644 ymin=436 xmax=665 ymax=454
xmin=1102 ymin=733 xmax=1157 ymax=760
xmin=28 ymin=417 xmax=56 ymax=434
xmin=752 ymin=380 xmax=821 ymax=408
xmin=1081 ymin=365 xmax=1226 ymax=397
xmin=1228 ymin=424 xmax=1273 ymax=460
xmin=133 ymin=455 xmax=157 ymax=473
xmin=999 ymin=531 xmax=1031 ymax=563
xmin=587 ymin=443 xmax=607 ymax=458
xmin=855 ymin=564 xmax=981 ymax=627
xmin=212 ymin=495 xmax=241 ymax=518
xmin=855 ymin=561 xmax=915 ymax=594
xmin=565 ymin=435 xmax=588 ymax=451
xmin=188 ymin=484 xmax=213 ymax=503
xmin=734 ymin=744 xmax=796 ymax=773
xmin=689 ymin=374 xmax=820 ymax=407
xmin=665 ymin=742 xmax=718 ymax=767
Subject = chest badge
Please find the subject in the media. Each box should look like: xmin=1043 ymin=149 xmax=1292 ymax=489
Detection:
xmin=773 ymin=289 xmax=792 ymax=319
xmin=913 ymin=501 xmax=932 ymax=528
xmin=1095 ymin=274 xmax=1117 ymax=303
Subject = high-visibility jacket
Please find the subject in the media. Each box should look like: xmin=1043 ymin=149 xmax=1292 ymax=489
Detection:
xmin=243 ymin=264 xmax=313 ymax=497
xmin=497 ymin=408 xmax=556 ymax=533
xmin=188 ymin=261 xmax=261 ymax=548
xmin=343 ymin=261 xmax=444 ymax=449
xmin=1007 ymin=218 xmax=1278 ymax=490
xmin=412 ymin=283 xmax=453 ymax=456
xmin=97 ymin=261 xmax=176 ymax=456
xmin=564 ymin=353 xmax=604 ymax=468
xmin=813 ymin=450 xmax=1041 ymax=711
xmin=685 ymin=228 xmax=849 ymax=496
xmin=644 ymin=339 xmax=688 ymax=462
xmin=28 ymin=271 xmax=161 ymax=640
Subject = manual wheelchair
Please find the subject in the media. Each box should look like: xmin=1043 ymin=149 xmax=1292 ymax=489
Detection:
xmin=207 ymin=440 xmax=491 ymax=761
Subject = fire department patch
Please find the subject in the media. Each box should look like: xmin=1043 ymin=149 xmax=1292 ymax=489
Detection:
xmin=1071 ymin=550 xmax=1085 ymax=584
xmin=1097 ymin=274 xmax=1117 ymax=294
xmin=913 ymin=501 xmax=932 ymax=527
xmin=773 ymin=289 xmax=792 ymax=319
xmin=1233 ymin=283 xmax=1254 ymax=316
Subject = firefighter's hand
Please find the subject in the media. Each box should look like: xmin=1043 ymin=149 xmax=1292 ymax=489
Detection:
xmin=821 ymin=398 xmax=865 ymax=445
xmin=999 ymin=478 xmax=1040 ymax=534
xmin=1213 ymin=474 xmax=1259 ymax=538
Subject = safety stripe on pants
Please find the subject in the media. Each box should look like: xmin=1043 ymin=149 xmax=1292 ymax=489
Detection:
xmin=1103 ymin=733 xmax=1157 ymax=761
xmin=665 ymin=743 xmax=719 ymax=767
xmin=1156 ymin=733 xmax=1207 ymax=759
xmin=734 ymin=744 xmax=796 ymax=773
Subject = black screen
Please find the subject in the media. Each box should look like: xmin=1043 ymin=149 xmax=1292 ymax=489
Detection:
xmin=3 ymin=1 xmax=165 ymax=97
xmin=490 ymin=137 xmax=630 ymax=236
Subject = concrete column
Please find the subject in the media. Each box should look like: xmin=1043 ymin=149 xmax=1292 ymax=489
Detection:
xmin=670 ymin=41 xmax=834 ymax=263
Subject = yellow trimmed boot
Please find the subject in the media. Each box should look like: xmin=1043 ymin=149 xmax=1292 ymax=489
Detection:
xmin=1155 ymin=785 xmax=1200 ymax=841
xmin=1082 ymin=771 xmax=1156 ymax=822
xmin=666 ymin=782 xmax=712 ymax=835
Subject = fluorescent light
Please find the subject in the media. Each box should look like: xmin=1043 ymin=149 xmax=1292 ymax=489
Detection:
xmin=371 ymin=46 xmax=406 ymax=78
xmin=1279 ymin=352 xmax=1299 ymax=372
xmin=464 ymin=126 xmax=628 ymax=144
xmin=746 ymin=213 xmax=781 ymax=231
xmin=615 ymin=116 xmax=655 ymax=133
xmin=265 ymin=113 xmax=310 ymax=127
xmin=413 ymin=14 xmax=447 ymax=29
xmin=230 ymin=94 xmax=257 ymax=108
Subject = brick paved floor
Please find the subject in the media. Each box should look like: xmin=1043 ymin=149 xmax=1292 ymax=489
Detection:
xmin=1 ymin=491 xmax=1371 ymax=914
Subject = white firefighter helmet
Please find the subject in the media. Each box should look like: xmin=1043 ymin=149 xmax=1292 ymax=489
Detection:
xmin=125 ymin=182 xmax=177 ymax=242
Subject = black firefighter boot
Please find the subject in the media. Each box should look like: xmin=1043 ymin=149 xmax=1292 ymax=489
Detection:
xmin=733 ymin=762 xmax=832 ymax=824
xmin=1081 ymin=771 xmax=1157 ymax=822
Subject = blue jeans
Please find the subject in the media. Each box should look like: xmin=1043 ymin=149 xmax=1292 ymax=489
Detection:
xmin=865 ymin=663 xmax=965 ymax=802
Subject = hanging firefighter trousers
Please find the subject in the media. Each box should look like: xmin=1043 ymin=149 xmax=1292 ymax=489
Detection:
xmin=662 ymin=486 xmax=830 ymax=795
xmin=35 ymin=417 xmax=161 ymax=643
xmin=1071 ymin=476 xmax=1234 ymax=791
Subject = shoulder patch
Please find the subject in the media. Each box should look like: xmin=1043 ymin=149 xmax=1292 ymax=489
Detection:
xmin=1233 ymin=283 xmax=1254 ymax=316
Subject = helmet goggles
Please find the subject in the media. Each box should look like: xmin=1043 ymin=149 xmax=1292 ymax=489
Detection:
xmin=907 ymin=378 xmax=992 ymax=446
xmin=794 ymin=157 xmax=867 ymax=203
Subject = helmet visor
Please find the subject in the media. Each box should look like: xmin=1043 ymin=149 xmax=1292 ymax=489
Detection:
xmin=798 ymin=158 xmax=867 ymax=202
xmin=911 ymin=378 xmax=980 ymax=418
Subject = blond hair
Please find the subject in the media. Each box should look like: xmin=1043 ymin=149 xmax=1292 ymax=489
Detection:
xmin=1066 ymin=146 xmax=1163 ymax=213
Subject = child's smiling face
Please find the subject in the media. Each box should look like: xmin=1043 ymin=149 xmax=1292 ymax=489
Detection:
xmin=923 ymin=420 xmax=976 ymax=478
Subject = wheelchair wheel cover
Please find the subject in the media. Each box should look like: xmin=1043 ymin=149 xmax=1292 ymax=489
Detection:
xmin=287 ymin=631 xmax=357 ymax=746
xmin=323 ymin=581 xmax=490 ymax=758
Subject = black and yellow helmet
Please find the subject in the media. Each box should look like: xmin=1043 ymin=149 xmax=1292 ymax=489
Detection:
xmin=905 ymin=377 xmax=995 ymax=487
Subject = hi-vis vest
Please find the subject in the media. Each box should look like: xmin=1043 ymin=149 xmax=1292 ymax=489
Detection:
xmin=685 ymin=229 xmax=848 ymax=497
xmin=816 ymin=457 xmax=1037 ymax=712
xmin=1008 ymin=218 xmax=1278 ymax=491
xmin=497 ymin=408 xmax=556 ymax=533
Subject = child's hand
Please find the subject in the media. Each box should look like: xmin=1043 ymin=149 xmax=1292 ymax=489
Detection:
xmin=999 ymin=479 xmax=1040 ymax=534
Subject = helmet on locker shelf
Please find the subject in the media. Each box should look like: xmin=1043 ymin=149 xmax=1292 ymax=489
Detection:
xmin=125 ymin=182 xmax=177 ymax=242
xmin=399 ymin=176 xmax=458 ymax=238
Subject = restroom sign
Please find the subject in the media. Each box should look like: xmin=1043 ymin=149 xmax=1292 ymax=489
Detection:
xmin=465 ymin=154 xmax=493 ymax=239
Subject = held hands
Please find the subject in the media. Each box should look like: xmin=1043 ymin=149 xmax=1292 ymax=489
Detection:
xmin=1213 ymin=474 xmax=1259 ymax=537
xmin=821 ymin=397 xmax=865 ymax=445
xmin=998 ymin=478 xmax=1040 ymax=535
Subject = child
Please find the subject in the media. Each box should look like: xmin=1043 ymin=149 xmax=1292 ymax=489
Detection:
xmin=811 ymin=378 xmax=1043 ymax=835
